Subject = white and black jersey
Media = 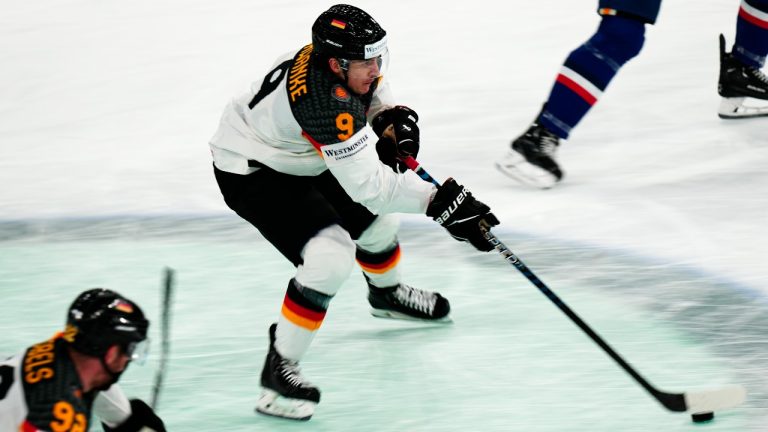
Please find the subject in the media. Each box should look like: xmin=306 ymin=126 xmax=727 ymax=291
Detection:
xmin=209 ymin=44 xmax=434 ymax=216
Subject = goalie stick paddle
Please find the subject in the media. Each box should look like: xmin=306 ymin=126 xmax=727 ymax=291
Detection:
xmin=401 ymin=156 xmax=746 ymax=414
xmin=150 ymin=267 xmax=175 ymax=410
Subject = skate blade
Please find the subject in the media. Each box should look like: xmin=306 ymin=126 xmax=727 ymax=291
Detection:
xmin=718 ymin=97 xmax=768 ymax=119
xmin=255 ymin=389 xmax=316 ymax=421
xmin=370 ymin=308 xmax=453 ymax=323
xmin=495 ymin=153 xmax=559 ymax=189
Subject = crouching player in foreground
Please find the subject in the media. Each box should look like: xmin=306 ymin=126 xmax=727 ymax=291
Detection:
xmin=0 ymin=288 xmax=166 ymax=431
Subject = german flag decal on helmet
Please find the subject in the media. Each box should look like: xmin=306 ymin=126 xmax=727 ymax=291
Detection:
xmin=113 ymin=300 xmax=134 ymax=313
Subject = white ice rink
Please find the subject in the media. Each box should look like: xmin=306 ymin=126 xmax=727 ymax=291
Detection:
xmin=1 ymin=1 xmax=767 ymax=431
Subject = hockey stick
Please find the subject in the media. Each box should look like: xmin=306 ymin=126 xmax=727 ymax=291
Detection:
xmin=402 ymin=156 xmax=746 ymax=414
xmin=150 ymin=267 xmax=174 ymax=410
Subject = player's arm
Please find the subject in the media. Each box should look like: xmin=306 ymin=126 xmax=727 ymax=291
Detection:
xmin=312 ymin=119 xmax=434 ymax=215
xmin=371 ymin=105 xmax=420 ymax=172
xmin=365 ymin=77 xmax=420 ymax=172
xmin=369 ymin=80 xmax=500 ymax=252
xmin=95 ymin=385 xmax=165 ymax=432
xmin=318 ymin=123 xmax=499 ymax=252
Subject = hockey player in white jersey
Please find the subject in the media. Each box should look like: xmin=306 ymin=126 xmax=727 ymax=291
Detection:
xmin=0 ymin=288 xmax=165 ymax=431
xmin=209 ymin=3 xmax=499 ymax=421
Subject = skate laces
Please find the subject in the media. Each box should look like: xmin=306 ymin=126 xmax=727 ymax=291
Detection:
xmin=395 ymin=284 xmax=436 ymax=314
xmin=539 ymin=133 xmax=559 ymax=157
xmin=749 ymin=66 xmax=768 ymax=85
xmin=533 ymin=127 xmax=559 ymax=157
xmin=279 ymin=359 xmax=313 ymax=388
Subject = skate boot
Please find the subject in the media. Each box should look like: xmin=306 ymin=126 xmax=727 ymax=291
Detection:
xmin=495 ymin=121 xmax=564 ymax=189
xmin=255 ymin=323 xmax=320 ymax=421
xmin=718 ymin=34 xmax=768 ymax=119
xmin=368 ymin=281 xmax=451 ymax=322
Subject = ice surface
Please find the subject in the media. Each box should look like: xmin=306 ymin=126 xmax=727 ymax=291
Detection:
xmin=1 ymin=1 xmax=766 ymax=430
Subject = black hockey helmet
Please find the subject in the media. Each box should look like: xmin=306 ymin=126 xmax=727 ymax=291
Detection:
xmin=311 ymin=4 xmax=388 ymax=62
xmin=65 ymin=288 xmax=149 ymax=359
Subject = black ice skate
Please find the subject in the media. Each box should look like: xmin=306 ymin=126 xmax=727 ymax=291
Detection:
xmin=255 ymin=323 xmax=320 ymax=421
xmin=495 ymin=121 xmax=564 ymax=189
xmin=368 ymin=282 xmax=451 ymax=322
xmin=718 ymin=34 xmax=768 ymax=119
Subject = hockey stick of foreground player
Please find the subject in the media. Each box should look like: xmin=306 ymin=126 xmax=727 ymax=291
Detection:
xmin=401 ymin=156 xmax=746 ymax=415
xmin=150 ymin=267 xmax=175 ymax=410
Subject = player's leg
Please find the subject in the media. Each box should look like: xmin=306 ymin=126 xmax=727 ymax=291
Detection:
xmin=356 ymin=214 xmax=450 ymax=321
xmin=313 ymin=170 xmax=450 ymax=322
xmin=496 ymin=0 xmax=660 ymax=188
xmin=718 ymin=0 xmax=768 ymax=118
xmin=214 ymin=164 xmax=356 ymax=420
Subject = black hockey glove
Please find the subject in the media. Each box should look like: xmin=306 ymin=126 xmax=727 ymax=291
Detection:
xmin=102 ymin=399 xmax=166 ymax=432
xmin=426 ymin=178 xmax=500 ymax=252
xmin=372 ymin=106 xmax=419 ymax=172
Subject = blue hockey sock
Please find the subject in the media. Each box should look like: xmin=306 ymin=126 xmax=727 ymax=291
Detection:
xmin=539 ymin=16 xmax=646 ymax=139
xmin=734 ymin=0 xmax=768 ymax=68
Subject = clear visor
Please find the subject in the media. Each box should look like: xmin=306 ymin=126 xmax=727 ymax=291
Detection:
xmin=125 ymin=338 xmax=150 ymax=365
xmin=340 ymin=48 xmax=390 ymax=77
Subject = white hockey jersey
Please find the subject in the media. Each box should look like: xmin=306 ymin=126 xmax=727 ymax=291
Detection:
xmin=209 ymin=44 xmax=435 ymax=215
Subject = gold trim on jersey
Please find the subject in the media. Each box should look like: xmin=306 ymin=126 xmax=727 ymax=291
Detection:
xmin=288 ymin=44 xmax=313 ymax=102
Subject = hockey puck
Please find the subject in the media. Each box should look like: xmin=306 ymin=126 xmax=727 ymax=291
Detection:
xmin=691 ymin=412 xmax=714 ymax=423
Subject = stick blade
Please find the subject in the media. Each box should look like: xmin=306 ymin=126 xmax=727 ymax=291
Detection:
xmin=684 ymin=384 xmax=747 ymax=413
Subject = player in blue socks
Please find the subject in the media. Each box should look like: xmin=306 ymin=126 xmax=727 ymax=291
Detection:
xmin=497 ymin=0 xmax=768 ymax=188
xmin=719 ymin=0 xmax=768 ymax=118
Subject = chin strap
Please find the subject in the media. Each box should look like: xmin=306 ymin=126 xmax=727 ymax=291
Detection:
xmin=339 ymin=69 xmax=350 ymax=86
xmin=333 ymin=57 xmax=351 ymax=85
xmin=94 ymin=355 xmax=125 ymax=392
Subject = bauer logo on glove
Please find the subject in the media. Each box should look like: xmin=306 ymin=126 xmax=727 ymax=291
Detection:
xmin=433 ymin=186 xmax=469 ymax=225
xmin=426 ymin=178 xmax=500 ymax=252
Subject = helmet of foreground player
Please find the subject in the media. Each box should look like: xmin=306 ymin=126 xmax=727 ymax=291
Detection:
xmin=65 ymin=288 xmax=149 ymax=361
xmin=312 ymin=4 xmax=387 ymax=62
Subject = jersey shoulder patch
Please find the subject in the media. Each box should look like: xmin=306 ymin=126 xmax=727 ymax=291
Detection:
xmin=286 ymin=44 xmax=368 ymax=148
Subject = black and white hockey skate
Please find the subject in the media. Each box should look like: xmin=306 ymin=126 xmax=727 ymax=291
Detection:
xmin=495 ymin=122 xmax=564 ymax=189
xmin=255 ymin=323 xmax=320 ymax=421
xmin=718 ymin=34 xmax=768 ymax=119
xmin=368 ymin=282 xmax=451 ymax=322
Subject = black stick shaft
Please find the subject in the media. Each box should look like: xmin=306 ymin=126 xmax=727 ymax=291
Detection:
xmin=481 ymin=230 xmax=682 ymax=409
xmin=404 ymin=156 xmax=686 ymax=412
xmin=151 ymin=267 xmax=174 ymax=410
